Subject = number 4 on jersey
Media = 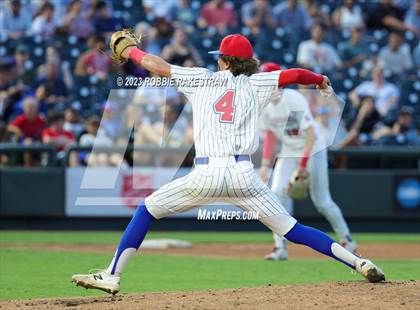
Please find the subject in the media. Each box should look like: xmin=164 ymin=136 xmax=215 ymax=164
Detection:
xmin=213 ymin=90 xmax=236 ymax=123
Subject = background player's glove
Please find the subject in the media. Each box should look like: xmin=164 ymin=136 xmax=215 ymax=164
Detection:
xmin=318 ymin=85 xmax=334 ymax=97
xmin=316 ymin=75 xmax=334 ymax=97
xmin=286 ymin=169 xmax=309 ymax=200
xmin=109 ymin=29 xmax=141 ymax=63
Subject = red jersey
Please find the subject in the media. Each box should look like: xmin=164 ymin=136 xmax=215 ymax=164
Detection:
xmin=84 ymin=50 xmax=112 ymax=74
xmin=11 ymin=114 xmax=45 ymax=140
xmin=42 ymin=128 xmax=75 ymax=151
xmin=200 ymin=2 xmax=237 ymax=28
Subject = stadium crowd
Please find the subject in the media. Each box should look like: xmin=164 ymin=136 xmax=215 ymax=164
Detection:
xmin=0 ymin=0 xmax=419 ymax=167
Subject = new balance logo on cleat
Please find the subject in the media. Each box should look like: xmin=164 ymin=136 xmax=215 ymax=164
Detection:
xmin=72 ymin=271 xmax=120 ymax=295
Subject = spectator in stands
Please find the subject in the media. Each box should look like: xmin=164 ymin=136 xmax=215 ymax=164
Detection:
xmin=63 ymin=107 xmax=84 ymax=138
xmin=349 ymin=67 xmax=400 ymax=117
xmin=163 ymin=104 xmax=193 ymax=148
xmin=0 ymin=60 xmax=26 ymax=122
xmin=393 ymin=0 xmax=414 ymax=11
xmin=338 ymin=26 xmax=369 ymax=69
xmin=134 ymin=22 xmax=161 ymax=55
xmin=404 ymin=0 xmax=420 ymax=33
xmin=42 ymin=110 xmax=76 ymax=164
xmin=359 ymin=50 xmax=379 ymax=78
xmin=133 ymin=77 xmax=181 ymax=108
xmin=135 ymin=104 xmax=193 ymax=148
xmin=332 ymin=0 xmax=364 ymax=32
xmin=132 ymin=77 xmax=183 ymax=158
xmin=315 ymin=105 xmax=348 ymax=146
xmin=378 ymin=31 xmax=413 ymax=76
xmin=40 ymin=46 xmax=73 ymax=89
xmin=143 ymin=0 xmax=179 ymax=19
xmin=339 ymin=96 xmax=384 ymax=147
xmin=161 ymin=28 xmax=203 ymax=67
xmin=170 ymin=0 xmax=199 ymax=29
xmin=7 ymin=96 xmax=45 ymax=166
xmin=92 ymin=0 xmax=124 ymax=33
xmin=374 ymin=106 xmax=418 ymax=145
xmin=198 ymin=0 xmax=237 ymax=34
xmin=74 ymin=34 xmax=112 ymax=81
xmin=367 ymin=0 xmax=417 ymax=33
xmin=14 ymin=44 xmax=35 ymax=87
xmin=306 ymin=0 xmax=331 ymax=28
xmin=0 ymin=120 xmax=7 ymax=138
xmin=100 ymin=101 xmax=120 ymax=142
xmin=31 ymin=1 xmax=57 ymax=39
xmin=33 ymin=61 xmax=68 ymax=111
xmin=153 ymin=17 xmax=174 ymax=49
xmin=60 ymin=0 xmax=94 ymax=39
xmin=117 ymin=104 xmax=143 ymax=146
xmin=79 ymin=115 xmax=126 ymax=167
xmin=297 ymin=23 xmax=341 ymax=73
xmin=117 ymin=104 xmax=144 ymax=166
xmin=0 ymin=0 xmax=31 ymax=39
xmin=414 ymin=42 xmax=420 ymax=67
xmin=273 ymin=0 xmax=312 ymax=40
xmin=0 ymin=120 xmax=10 ymax=165
xmin=0 ymin=119 xmax=10 ymax=144
xmin=241 ymin=0 xmax=275 ymax=34
xmin=8 ymin=96 xmax=45 ymax=143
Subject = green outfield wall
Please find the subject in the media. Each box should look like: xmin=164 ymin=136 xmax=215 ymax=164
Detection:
xmin=0 ymin=167 xmax=418 ymax=232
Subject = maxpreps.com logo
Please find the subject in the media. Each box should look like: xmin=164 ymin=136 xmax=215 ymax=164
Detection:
xmin=396 ymin=178 xmax=420 ymax=210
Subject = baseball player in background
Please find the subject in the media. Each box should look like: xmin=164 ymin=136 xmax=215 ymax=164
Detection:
xmin=72 ymin=31 xmax=384 ymax=295
xmin=259 ymin=62 xmax=356 ymax=261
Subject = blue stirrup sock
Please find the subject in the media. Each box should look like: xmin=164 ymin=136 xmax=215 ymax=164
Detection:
xmin=107 ymin=201 xmax=154 ymax=275
xmin=285 ymin=223 xmax=358 ymax=269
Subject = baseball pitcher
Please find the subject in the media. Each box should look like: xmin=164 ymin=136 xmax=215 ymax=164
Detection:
xmin=259 ymin=62 xmax=356 ymax=261
xmin=72 ymin=31 xmax=384 ymax=295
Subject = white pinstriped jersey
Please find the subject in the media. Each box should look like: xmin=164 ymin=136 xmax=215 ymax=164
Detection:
xmin=171 ymin=65 xmax=281 ymax=157
xmin=260 ymin=88 xmax=325 ymax=155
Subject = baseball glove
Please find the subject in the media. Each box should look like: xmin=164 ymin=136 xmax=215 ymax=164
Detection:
xmin=286 ymin=169 xmax=310 ymax=200
xmin=109 ymin=29 xmax=141 ymax=63
xmin=318 ymin=85 xmax=334 ymax=97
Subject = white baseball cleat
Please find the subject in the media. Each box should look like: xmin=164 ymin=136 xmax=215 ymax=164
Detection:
xmin=355 ymin=258 xmax=385 ymax=283
xmin=264 ymin=247 xmax=288 ymax=261
xmin=72 ymin=270 xmax=120 ymax=295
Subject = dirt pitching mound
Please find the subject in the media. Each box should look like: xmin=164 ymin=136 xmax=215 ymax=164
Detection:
xmin=1 ymin=281 xmax=418 ymax=310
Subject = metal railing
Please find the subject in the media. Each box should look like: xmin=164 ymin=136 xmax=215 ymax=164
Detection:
xmin=328 ymin=146 xmax=420 ymax=158
xmin=62 ymin=145 xmax=192 ymax=167
xmin=0 ymin=144 xmax=419 ymax=169
xmin=0 ymin=143 xmax=56 ymax=166
xmin=63 ymin=144 xmax=420 ymax=169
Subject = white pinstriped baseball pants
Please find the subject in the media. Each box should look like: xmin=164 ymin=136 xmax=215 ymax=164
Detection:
xmin=145 ymin=156 xmax=297 ymax=236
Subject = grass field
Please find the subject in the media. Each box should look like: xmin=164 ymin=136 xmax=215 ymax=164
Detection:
xmin=0 ymin=231 xmax=419 ymax=301
xmin=1 ymin=231 xmax=419 ymax=245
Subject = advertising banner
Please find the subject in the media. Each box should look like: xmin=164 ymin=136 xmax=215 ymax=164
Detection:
xmin=66 ymin=167 xmax=242 ymax=217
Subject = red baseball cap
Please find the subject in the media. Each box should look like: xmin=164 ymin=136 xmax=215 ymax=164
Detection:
xmin=208 ymin=34 xmax=253 ymax=59
xmin=260 ymin=62 xmax=281 ymax=72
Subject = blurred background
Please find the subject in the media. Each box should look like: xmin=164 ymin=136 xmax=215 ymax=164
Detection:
xmin=0 ymin=0 xmax=419 ymax=232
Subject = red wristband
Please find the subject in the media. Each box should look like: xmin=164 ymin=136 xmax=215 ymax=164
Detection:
xmin=129 ymin=47 xmax=147 ymax=64
xmin=299 ymin=153 xmax=310 ymax=168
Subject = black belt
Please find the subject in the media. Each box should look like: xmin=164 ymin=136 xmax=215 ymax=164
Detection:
xmin=194 ymin=155 xmax=251 ymax=165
